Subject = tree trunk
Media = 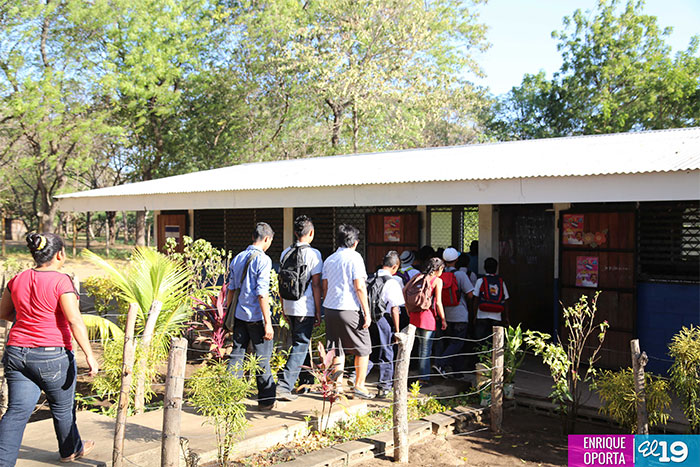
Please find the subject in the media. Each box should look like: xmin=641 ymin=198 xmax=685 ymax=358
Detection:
xmin=352 ymin=101 xmax=358 ymax=153
xmin=85 ymin=212 xmax=92 ymax=250
xmin=107 ymin=211 xmax=117 ymax=246
xmin=122 ymin=211 xmax=129 ymax=242
xmin=135 ymin=211 xmax=146 ymax=247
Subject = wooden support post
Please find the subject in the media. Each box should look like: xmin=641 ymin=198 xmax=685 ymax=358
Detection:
xmin=393 ymin=324 xmax=416 ymax=463
xmin=72 ymin=217 xmax=77 ymax=258
xmin=114 ymin=303 xmax=139 ymax=467
xmin=162 ymin=337 xmax=187 ymax=467
xmin=630 ymin=339 xmax=649 ymax=434
xmin=491 ymin=326 xmax=504 ymax=433
xmin=134 ymin=300 xmax=163 ymax=414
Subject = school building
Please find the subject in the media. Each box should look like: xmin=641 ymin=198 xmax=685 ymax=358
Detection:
xmin=57 ymin=127 xmax=700 ymax=373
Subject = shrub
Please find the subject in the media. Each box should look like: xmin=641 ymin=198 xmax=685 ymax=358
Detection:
xmin=83 ymin=275 xmax=128 ymax=317
xmin=165 ymin=236 xmax=231 ymax=303
xmin=525 ymin=293 xmax=608 ymax=434
xmin=187 ymin=357 xmax=259 ymax=465
xmin=668 ymin=325 xmax=700 ymax=434
xmin=595 ymin=368 xmax=671 ymax=433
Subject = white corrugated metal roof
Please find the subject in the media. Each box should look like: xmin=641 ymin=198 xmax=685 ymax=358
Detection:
xmin=58 ymin=127 xmax=700 ymax=199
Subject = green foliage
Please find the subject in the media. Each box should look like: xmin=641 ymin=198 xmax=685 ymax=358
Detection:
xmin=489 ymin=0 xmax=700 ymax=140
xmin=165 ymin=236 xmax=231 ymax=303
xmin=668 ymin=325 xmax=700 ymax=433
xmin=83 ymin=247 xmax=193 ymax=353
xmin=270 ymin=347 xmax=290 ymax=382
xmin=504 ymin=324 xmax=526 ymax=384
xmin=187 ymin=357 xmax=259 ymax=465
xmin=90 ymin=337 xmax=162 ymax=416
xmin=594 ymin=368 xmax=671 ymax=433
xmin=524 ymin=293 xmax=609 ymax=433
xmin=83 ymin=275 xmax=128 ymax=317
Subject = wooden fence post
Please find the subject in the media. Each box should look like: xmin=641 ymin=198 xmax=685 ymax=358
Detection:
xmin=393 ymin=324 xmax=416 ymax=463
xmin=162 ymin=337 xmax=188 ymax=467
xmin=135 ymin=300 xmax=163 ymax=414
xmin=491 ymin=326 xmax=504 ymax=433
xmin=630 ymin=339 xmax=649 ymax=434
xmin=113 ymin=303 xmax=139 ymax=467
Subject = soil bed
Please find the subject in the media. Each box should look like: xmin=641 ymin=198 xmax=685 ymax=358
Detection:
xmin=362 ymin=406 xmax=625 ymax=467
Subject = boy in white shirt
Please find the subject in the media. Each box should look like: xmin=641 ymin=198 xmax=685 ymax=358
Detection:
xmin=472 ymin=257 xmax=510 ymax=342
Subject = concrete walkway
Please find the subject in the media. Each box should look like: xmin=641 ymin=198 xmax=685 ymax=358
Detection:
xmin=17 ymin=394 xmax=369 ymax=467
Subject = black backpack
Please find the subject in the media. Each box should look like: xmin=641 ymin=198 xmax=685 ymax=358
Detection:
xmin=278 ymin=244 xmax=311 ymax=301
xmin=366 ymin=273 xmax=392 ymax=322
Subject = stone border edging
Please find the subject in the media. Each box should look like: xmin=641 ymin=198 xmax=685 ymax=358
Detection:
xmin=278 ymin=404 xmax=489 ymax=466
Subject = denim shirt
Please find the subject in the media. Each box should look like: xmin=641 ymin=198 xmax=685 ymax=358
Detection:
xmin=227 ymin=245 xmax=272 ymax=322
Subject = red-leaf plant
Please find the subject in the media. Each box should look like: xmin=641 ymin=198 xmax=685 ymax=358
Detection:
xmin=301 ymin=342 xmax=346 ymax=432
xmin=189 ymin=284 xmax=229 ymax=360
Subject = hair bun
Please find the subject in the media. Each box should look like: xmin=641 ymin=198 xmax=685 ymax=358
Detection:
xmin=26 ymin=233 xmax=46 ymax=252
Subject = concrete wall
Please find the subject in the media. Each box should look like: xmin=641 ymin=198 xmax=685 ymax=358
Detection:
xmin=637 ymin=282 xmax=700 ymax=374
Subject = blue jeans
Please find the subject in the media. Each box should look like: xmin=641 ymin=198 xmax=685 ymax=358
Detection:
xmin=228 ymin=318 xmax=276 ymax=405
xmin=414 ymin=328 xmax=434 ymax=382
xmin=436 ymin=322 xmax=468 ymax=372
xmin=0 ymin=346 xmax=83 ymax=465
xmin=367 ymin=314 xmax=395 ymax=390
xmin=277 ymin=316 xmax=314 ymax=393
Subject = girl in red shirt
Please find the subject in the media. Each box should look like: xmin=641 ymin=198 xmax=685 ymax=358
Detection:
xmin=0 ymin=233 xmax=98 ymax=464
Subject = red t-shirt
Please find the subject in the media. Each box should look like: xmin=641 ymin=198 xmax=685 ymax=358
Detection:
xmin=6 ymin=269 xmax=78 ymax=350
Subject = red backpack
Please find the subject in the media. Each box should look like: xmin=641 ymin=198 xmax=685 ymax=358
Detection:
xmin=478 ymin=275 xmax=505 ymax=313
xmin=440 ymin=271 xmax=460 ymax=307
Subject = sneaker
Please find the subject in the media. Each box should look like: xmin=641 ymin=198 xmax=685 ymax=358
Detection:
xmin=376 ymin=388 xmax=391 ymax=399
xmin=432 ymin=364 xmax=447 ymax=379
xmin=60 ymin=440 xmax=95 ymax=463
xmin=277 ymin=390 xmax=298 ymax=402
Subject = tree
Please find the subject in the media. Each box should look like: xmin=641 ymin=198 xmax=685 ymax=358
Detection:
xmin=0 ymin=0 xmax=116 ymax=232
xmin=189 ymin=0 xmax=491 ymax=162
xmin=490 ymin=0 xmax=700 ymax=139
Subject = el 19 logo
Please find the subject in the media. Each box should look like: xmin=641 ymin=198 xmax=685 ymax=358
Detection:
xmin=635 ymin=436 xmax=699 ymax=467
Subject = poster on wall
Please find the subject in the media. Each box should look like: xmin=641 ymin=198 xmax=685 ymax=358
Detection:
xmin=563 ymin=214 xmax=584 ymax=245
xmin=576 ymin=256 xmax=599 ymax=288
xmin=165 ymin=225 xmax=181 ymax=241
xmin=383 ymin=216 xmax=401 ymax=242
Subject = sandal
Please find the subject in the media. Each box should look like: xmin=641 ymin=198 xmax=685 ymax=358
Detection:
xmin=353 ymin=388 xmax=375 ymax=400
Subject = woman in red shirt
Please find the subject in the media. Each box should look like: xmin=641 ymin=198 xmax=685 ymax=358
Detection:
xmin=404 ymin=256 xmax=446 ymax=386
xmin=0 ymin=233 xmax=98 ymax=465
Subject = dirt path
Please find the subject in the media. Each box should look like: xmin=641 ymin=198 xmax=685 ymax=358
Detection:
xmin=363 ymin=407 xmax=623 ymax=466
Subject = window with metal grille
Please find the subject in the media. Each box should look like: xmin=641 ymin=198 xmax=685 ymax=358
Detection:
xmin=428 ymin=206 xmax=478 ymax=251
xmin=638 ymin=201 xmax=700 ymax=283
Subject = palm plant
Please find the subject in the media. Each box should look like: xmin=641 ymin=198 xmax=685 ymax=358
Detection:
xmin=83 ymin=247 xmax=194 ymax=413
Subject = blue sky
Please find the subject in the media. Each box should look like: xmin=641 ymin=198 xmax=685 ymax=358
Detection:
xmin=474 ymin=0 xmax=700 ymax=96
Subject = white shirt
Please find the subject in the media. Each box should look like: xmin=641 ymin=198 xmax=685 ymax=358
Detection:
xmin=474 ymin=275 xmax=510 ymax=320
xmin=322 ymin=247 xmax=367 ymax=311
xmin=377 ymin=269 xmax=405 ymax=315
xmin=393 ymin=265 xmax=418 ymax=287
xmin=443 ymin=267 xmax=474 ymax=323
xmin=280 ymin=242 xmax=323 ymax=317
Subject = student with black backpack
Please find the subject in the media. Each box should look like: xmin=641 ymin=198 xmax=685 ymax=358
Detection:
xmin=365 ymin=251 xmax=405 ymax=399
xmin=276 ymin=216 xmax=323 ymax=402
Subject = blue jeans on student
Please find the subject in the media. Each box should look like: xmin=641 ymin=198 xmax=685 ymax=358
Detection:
xmin=0 ymin=346 xmax=84 ymax=465
xmin=277 ymin=316 xmax=314 ymax=394
xmin=414 ymin=328 xmax=434 ymax=383
xmin=367 ymin=314 xmax=394 ymax=391
xmin=228 ymin=318 xmax=276 ymax=406
xmin=436 ymin=322 xmax=468 ymax=373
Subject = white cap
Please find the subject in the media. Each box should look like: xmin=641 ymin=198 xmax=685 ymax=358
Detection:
xmin=442 ymin=247 xmax=460 ymax=262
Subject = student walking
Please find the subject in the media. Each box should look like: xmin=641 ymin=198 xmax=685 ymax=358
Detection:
xmin=0 ymin=233 xmax=98 ymax=465
xmin=276 ymin=216 xmax=323 ymax=402
xmin=403 ymin=257 xmax=447 ymax=386
xmin=226 ymin=223 xmax=277 ymax=411
xmin=473 ymin=257 xmax=510 ymax=342
xmin=433 ymin=247 xmax=474 ymax=379
xmin=322 ymin=224 xmax=374 ymax=399
xmin=366 ymin=251 xmax=404 ymax=399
